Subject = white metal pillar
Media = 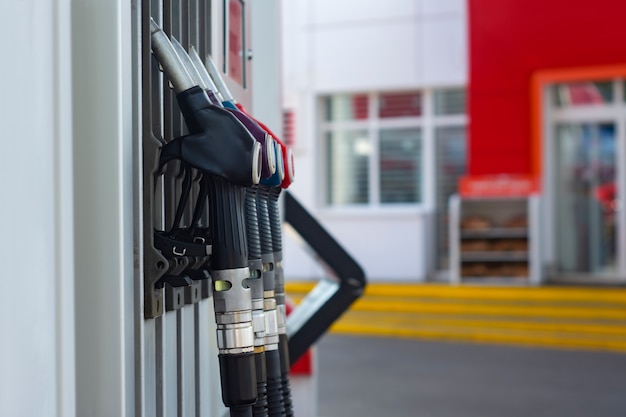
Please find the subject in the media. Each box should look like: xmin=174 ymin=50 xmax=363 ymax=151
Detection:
xmin=0 ymin=1 xmax=75 ymax=417
xmin=251 ymin=0 xmax=284 ymax=136
xmin=72 ymin=0 xmax=135 ymax=415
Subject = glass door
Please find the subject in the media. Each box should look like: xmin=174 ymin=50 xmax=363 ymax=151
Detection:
xmin=553 ymin=123 xmax=618 ymax=276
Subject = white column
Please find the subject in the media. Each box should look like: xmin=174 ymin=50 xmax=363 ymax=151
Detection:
xmin=72 ymin=0 xmax=135 ymax=415
xmin=250 ymin=0 xmax=284 ymax=136
xmin=0 ymin=1 xmax=75 ymax=417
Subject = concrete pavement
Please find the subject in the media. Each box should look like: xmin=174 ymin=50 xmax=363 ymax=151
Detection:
xmin=315 ymin=334 xmax=626 ymax=417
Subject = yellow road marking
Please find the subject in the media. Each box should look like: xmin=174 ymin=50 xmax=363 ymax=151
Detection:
xmin=285 ymin=281 xmax=626 ymax=352
xmin=352 ymin=299 xmax=626 ymax=320
xmin=287 ymin=297 xmax=626 ymax=320
xmin=329 ymin=322 xmax=626 ymax=353
xmin=285 ymin=282 xmax=626 ymax=304
xmin=334 ymin=311 xmax=626 ymax=337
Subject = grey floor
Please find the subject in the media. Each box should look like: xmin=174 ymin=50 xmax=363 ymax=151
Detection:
xmin=316 ymin=335 xmax=626 ymax=417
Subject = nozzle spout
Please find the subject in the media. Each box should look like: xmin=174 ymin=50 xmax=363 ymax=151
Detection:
xmin=150 ymin=18 xmax=196 ymax=94
xmin=206 ymin=55 xmax=235 ymax=102
xmin=170 ymin=37 xmax=207 ymax=90
xmin=189 ymin=46 xmax=225 ymax=102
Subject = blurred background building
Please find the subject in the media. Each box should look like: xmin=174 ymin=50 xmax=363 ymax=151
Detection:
xmin=281 ymin=0 xmax=626 ymax=286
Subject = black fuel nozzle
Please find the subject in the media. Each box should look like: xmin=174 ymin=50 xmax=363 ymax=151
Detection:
xmin=233 ymin=174 xmax=270 ymax=417
xmin=256 ymin=183 xmax=285 ymax=417
xmin=204 ymin=53 xmax=295 ymax=190
xmin=157 ymin=90 xmax=262 ymax=186
xmin=184 ymin=43 xmax=278 ymax=181
xmin=151 ymin=20 xmax=262 ymax=185
xmin=265 ymin=141 xmax=294 ymax=417
xmin=206 ymin=52 xmax=296 ymax=416
xmin=170 ymin=38 xmax=275 ymax=416
xmin=255 ymin=160 xmax=290 ymax=417
xmin=244 ymin=182 xmax=269 ymax=417
xmin=151 ymin=19 xmax=260 ymax=416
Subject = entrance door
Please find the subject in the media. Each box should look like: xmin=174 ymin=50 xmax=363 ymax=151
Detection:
xmin=553 ymin=123 xmax=618 ymax=276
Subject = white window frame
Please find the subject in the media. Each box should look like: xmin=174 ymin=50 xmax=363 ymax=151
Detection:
xmin=318 ymin=88 xmax=467 ymax=216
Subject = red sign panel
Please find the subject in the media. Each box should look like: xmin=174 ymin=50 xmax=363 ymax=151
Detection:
xmin=228 ymin=0 xmax=243 ymax=85
xmin=459 ymin=175 xmax=538 ymax=197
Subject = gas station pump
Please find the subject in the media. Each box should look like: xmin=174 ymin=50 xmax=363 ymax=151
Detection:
xmin=151 ymin=20 xmax=262 ymax=416
xmin=143 ymin=7 xmax=365 ymax=417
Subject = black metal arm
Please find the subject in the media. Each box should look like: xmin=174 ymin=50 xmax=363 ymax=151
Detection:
xmin=283 ymin=191 xmax=366 ymax=364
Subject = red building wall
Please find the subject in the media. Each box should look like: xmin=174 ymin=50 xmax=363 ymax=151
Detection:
xmin=468 ymin=0 xmax=626 ymax=176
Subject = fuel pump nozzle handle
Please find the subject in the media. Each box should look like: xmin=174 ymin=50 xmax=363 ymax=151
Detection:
xmin=150 ymin=20 xmax=260 ymax=416
xmin=150 ymin=18 xmax=195 ymax=94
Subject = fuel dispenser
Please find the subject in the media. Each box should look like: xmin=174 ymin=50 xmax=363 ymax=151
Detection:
xmin=143 ymin=8 xmax=365 ymax=417
xmin=151 ymin=20 xmax=261 ymax=416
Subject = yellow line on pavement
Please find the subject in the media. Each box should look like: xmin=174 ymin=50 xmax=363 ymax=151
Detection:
xmin=347 ymin=299 xmax=626 ymax=320
xmin=286 ymin=281 xmax=626 ymax=352
xmin=364 ymin=285 xmax=626 ymax=303
xmin=287 ymin=295 xmax=626 ymax=321
xmin=285 ymin=282 xmax=626 ymax=304
xmin=294 ymin=294 xmax=626 ymax=308
xmin=329 ymin=322 xmax=626 ymax=353
xmin=335 ymin=311 xmax=626 ymax=337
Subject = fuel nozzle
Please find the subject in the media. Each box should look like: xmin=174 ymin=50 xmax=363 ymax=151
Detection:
xmin=180 ymin=43 xmax=278 ymax=181
xmin=188 ymin=45 xmax=226 ymax=104
xmin=149 ymin=18 xmax=195 ymax=94
xmin=150 ymin=20 xmax=260 ymax=417
xmin=205 ymin=52 xmax=236 ymax=104
xmin=236 ymin=171 xmax=270 ymax=417
xmin=173 ymin=41 xmax=283 ymax=416
xmin=266 ymin=140 xmax=294 ymax=417
xmin=204 ymin=53 xmax=297 ymax=417
xmin=151 ymin=23 xmax=262 ymax=186
xmin=210 ymin=56 xmax=295 ymax=189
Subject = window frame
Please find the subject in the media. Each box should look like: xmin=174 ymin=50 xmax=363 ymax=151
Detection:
xmin=318 ymin=89 xmax=468 ymax=215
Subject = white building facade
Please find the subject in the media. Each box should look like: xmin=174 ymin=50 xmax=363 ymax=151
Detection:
xmin=281 ymin=0 xmax=468 ymax=281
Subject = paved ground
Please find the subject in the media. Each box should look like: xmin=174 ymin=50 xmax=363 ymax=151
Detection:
xmin=316 ymin=334 xmax=626 ymax=417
